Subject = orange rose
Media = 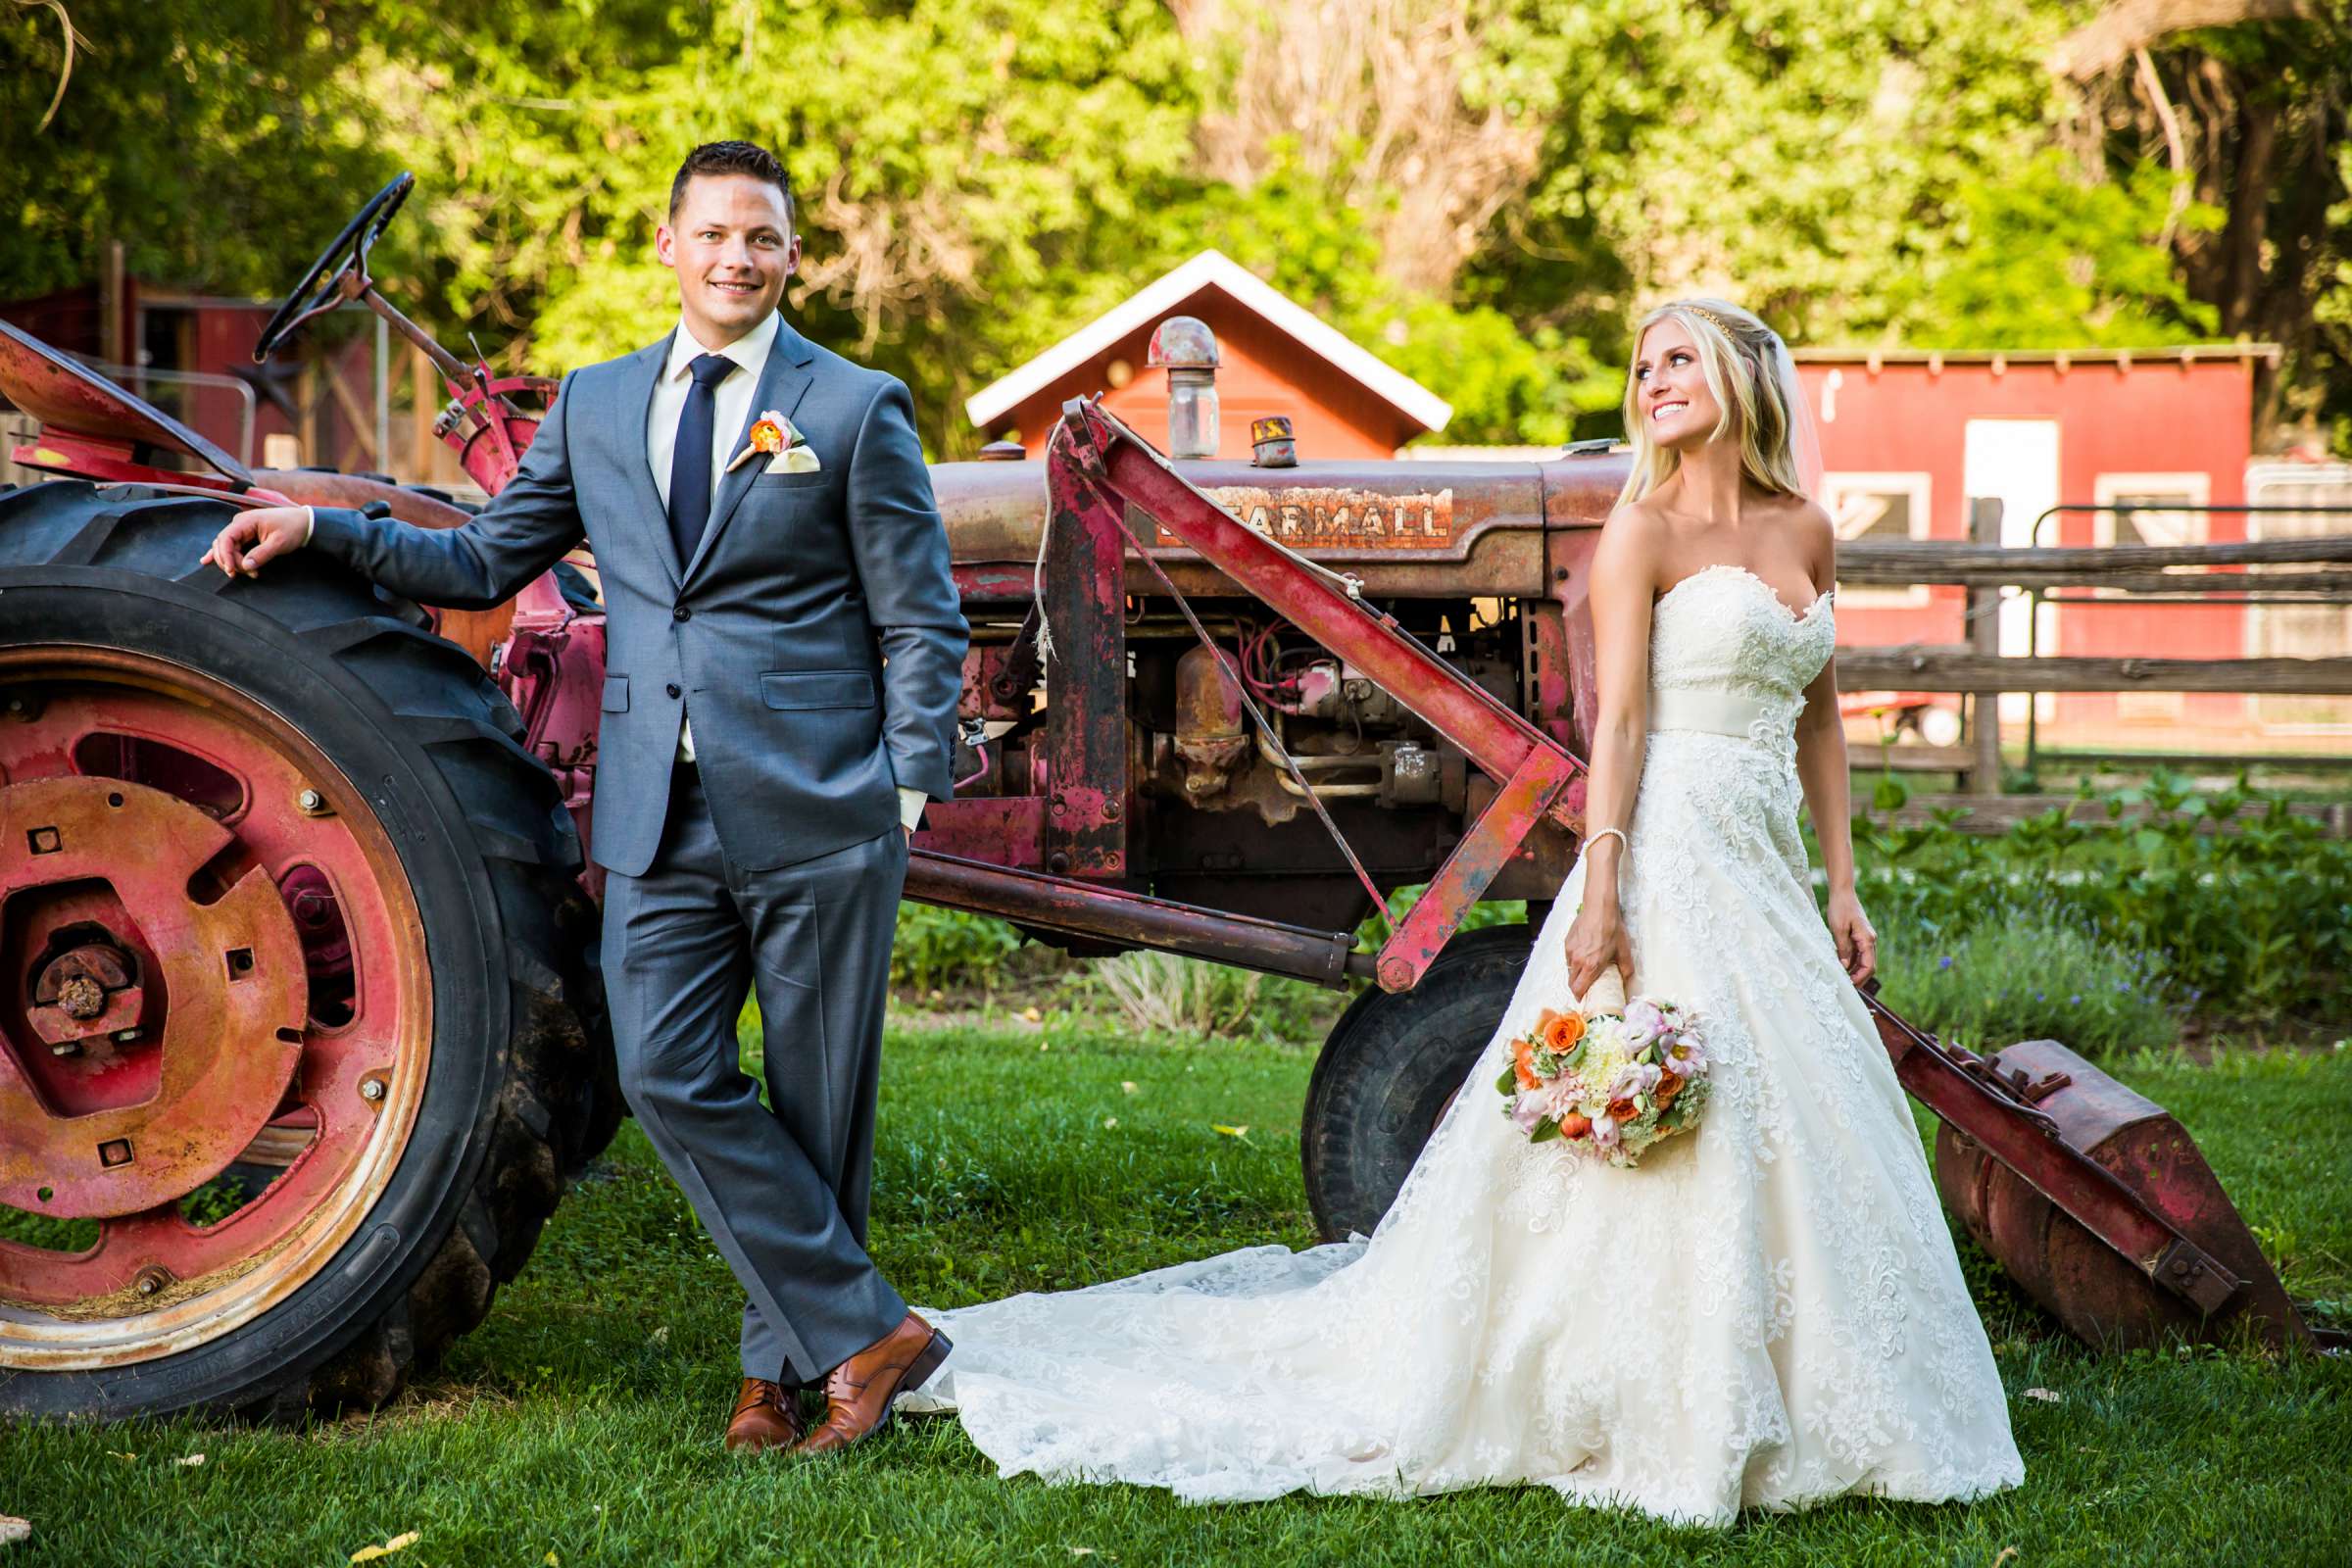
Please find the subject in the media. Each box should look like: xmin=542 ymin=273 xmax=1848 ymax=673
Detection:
xmin=1654 ymin=1070 xmax=1684 ymax=1107
xmin=1511 ymin=1035 xmax=1542 ymax=1092
xmin=1606 ymin=1097 xmax=1639 ymax=1124
xmin=1538 ymin=1009 xmax=1587 ymax=1053
xmin=750 ymin=417 xmax=787 ymax=454
xmin=1558 ymin=1111 xmax=1592 ymax=1139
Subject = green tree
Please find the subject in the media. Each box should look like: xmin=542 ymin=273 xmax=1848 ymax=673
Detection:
xmin=1462 ymin=0 xmax=2262 ymax=430
xmin=357 ymin=0 xmax=1203 ymax=456
xmin=0 ymin=1 xmax=386 ymax=305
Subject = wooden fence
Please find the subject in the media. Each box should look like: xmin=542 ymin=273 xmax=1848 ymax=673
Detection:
xmin=1832 ymin=500 xmax=2352 ymax=835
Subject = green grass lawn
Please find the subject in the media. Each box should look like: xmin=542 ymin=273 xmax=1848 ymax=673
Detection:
xmin=6 ymin=1015 xmax=2349 ymax=1567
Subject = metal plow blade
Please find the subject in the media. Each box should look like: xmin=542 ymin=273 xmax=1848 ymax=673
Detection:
xmin=1863 ymin=991 xmax=2341 ymax=1354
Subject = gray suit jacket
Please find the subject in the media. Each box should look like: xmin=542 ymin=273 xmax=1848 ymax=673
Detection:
xmin=310 ymin=317 xmax=969 ymax=878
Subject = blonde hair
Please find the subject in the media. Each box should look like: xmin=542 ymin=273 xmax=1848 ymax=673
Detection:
xmin=1614 ymin=298 xmax=1807 ymax=509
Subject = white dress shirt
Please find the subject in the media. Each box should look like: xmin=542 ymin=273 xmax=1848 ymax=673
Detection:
xmin=307 ymin=307 xmax=927 ymax=832
xmin=647 ymin=311 xmax=778 ymax=768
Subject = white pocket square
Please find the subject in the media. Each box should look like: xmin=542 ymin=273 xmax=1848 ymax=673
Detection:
xmin=763 ymin=446 xmax=823 ymax=474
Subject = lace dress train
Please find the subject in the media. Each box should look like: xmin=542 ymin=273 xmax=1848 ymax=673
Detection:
xmin=897 ymin=564 xmax=2025 ymax=1525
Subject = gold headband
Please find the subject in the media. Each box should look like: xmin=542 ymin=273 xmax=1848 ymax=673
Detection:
xmin=1682 ymin=304 xmax=1738 ymax=337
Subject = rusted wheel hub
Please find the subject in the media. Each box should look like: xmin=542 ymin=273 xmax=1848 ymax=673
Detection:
xmin=1 ymin=776 xmax=307 ymax=1219
xmin=0 ymin=645 xmax=430 ymax=1376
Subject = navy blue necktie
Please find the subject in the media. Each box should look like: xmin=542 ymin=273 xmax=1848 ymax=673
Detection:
xmin=668 ymin=352 xmax=739 ymax=566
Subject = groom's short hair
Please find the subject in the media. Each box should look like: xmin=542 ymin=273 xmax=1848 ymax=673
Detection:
xmin=669 ymin=140 xmax=794 ymax=230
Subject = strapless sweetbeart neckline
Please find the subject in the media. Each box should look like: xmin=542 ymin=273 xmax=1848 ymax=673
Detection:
xmin=1655 ymin=561 xmax=1834 ymax=625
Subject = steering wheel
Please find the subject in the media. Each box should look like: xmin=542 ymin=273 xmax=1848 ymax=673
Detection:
xmin=254 ymin=172 xmax=415 ymax=363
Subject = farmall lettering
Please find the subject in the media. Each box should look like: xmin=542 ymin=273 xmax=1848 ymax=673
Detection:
xmin=1155 ymin=485 xmax=1456 ymax=551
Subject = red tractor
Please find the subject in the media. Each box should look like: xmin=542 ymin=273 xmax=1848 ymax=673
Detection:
xmin=0 ymin=176 xmax=2328 ymax=1423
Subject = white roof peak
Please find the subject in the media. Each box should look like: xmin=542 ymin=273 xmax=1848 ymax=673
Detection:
xmin=963 ymin=249 xmax=1452 ymax=434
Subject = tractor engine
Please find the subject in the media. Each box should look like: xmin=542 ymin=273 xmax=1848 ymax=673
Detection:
xmin=927 ymin=424 xmax=1609 ymax=935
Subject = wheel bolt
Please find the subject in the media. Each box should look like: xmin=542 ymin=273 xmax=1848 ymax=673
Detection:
xmin=297 ymin=788 xmax=326 ymax=814
xmin=49 ymin=1041 xmax=81 ymax=1057
xmin=361 ymin=1078 xmax=387 ymax=1102
xmin=133 ymin=1266 xmax=172 ymax=1298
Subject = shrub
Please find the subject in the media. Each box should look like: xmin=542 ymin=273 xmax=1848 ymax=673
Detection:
xmin=1847 ymin=768 xmax=2350 ymax=1022
xmin=1083 ymin=951 xmax=1339 ymax=1045
xmin=890 ymin=904 xmax=1024 ymax=995
xmin=1874 ymin=902 xmax=2181 ymax=1058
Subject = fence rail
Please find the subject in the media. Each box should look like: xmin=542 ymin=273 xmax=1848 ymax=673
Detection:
xmin=1830 ymin=504 xmax=2352 ymax=789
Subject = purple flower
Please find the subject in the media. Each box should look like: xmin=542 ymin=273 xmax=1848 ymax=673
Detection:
xmin=1938 ymin=956 xmax=1954 ymax=970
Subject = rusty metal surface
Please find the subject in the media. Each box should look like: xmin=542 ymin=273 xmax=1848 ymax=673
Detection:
xmin=1056 ymin=401 xmax=1584 ymax=822
xmin=933 ymin=456 xmax=1558 ymax=596
xmin=0 ymin=777 xmax=307 ymax=1219
xmin=0 ymin=651 xmax=430 ymax=1371
xmin=1866 ymin=999 xmax=2315 ymax=1350
xmin=1375 ymin=745 xmax=1580 ymax=992
xmin=1935 ymin=1039 xmax=2313 ymax=1350
xmin=0 ymin=319 xmax=252 ymax=484
xmin=1037 ymin=467 xmax=1130 ymax=879
xmin=26 ymin=943 xmax=140 ymax=1047
xmin=1172 ymin=644 xmax=1248 ymax=801
xmin=906 ymin=849 xmax=1364 ymax=988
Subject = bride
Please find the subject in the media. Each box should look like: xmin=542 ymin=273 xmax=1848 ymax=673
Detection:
xmin=895 ymin=299 xmax=2026 ymax=1525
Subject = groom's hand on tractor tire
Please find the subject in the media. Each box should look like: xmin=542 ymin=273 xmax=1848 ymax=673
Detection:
xmin=202 ymin=506 xmax=312 ymax=577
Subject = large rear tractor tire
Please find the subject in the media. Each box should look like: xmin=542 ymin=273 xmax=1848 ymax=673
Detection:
xmin=1300 ymin=924 xmax=1533 ymax=1242
xmin=0 ymin=481 xmax=615 ymax=1422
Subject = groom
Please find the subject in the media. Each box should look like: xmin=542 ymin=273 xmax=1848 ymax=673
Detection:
xmin=202 ymin=140 xmax=968 ymax=1455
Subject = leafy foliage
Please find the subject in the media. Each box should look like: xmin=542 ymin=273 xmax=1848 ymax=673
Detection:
xmin=1851 ymin=768 xmax=2352 ymax=1022
xmin=3 ymin=1 xmax=2342 ymax=448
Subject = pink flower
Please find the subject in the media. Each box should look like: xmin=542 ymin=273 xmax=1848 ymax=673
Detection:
xmin=1660 ymin=1032 xmax=1709 ymax=1078
xmin=1622 ymin=999 xmax=1669 ymax=1049
xmin=1590 ymin=1111 xmax=1622 ymax=1151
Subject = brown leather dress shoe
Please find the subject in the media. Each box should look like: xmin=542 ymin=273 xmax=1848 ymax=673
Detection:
xmin=723 ymin=1376 xmax=806 ymax=1454
xmin=799 ymin=1312 xmax=952 ymax=1455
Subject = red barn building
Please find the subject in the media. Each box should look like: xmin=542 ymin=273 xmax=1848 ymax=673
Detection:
xmin=965 ymin=250 xmax=1451 ymax=461
xmin=1788 ymin=345 xmax=2329 ymax=746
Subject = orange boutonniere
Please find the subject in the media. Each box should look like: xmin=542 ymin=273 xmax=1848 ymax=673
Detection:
xmin=727 ymin=410 xmax=816 ymax=474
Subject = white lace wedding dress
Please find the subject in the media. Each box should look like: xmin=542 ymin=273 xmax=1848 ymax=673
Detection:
xmin=899 ymin=563 xmax=2025 ymax=1525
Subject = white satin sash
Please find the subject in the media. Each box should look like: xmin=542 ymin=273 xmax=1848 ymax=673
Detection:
xmin=1647 ymin=686 xmax=1789 ymax=739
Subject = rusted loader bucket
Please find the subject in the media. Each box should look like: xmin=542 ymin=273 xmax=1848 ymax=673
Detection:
xmin=1861 ymin=989 xmax=2338 ymax=1353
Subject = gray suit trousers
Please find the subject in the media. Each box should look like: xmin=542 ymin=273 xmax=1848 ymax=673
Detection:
xmin=603 ymin=761 xmax=908 ymax=1381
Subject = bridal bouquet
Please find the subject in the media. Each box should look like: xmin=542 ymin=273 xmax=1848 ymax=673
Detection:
xmin=1494 ymin=967 xmax=1710 ymax=1168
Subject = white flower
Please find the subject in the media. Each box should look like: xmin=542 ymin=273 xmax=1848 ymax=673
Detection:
xmin=1610 ymin=1061 xmax=1662 ymax=1102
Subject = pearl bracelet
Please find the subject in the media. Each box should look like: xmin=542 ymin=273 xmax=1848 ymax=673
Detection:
xmin=1585 ymin=826 xmax=1629 ymax=856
